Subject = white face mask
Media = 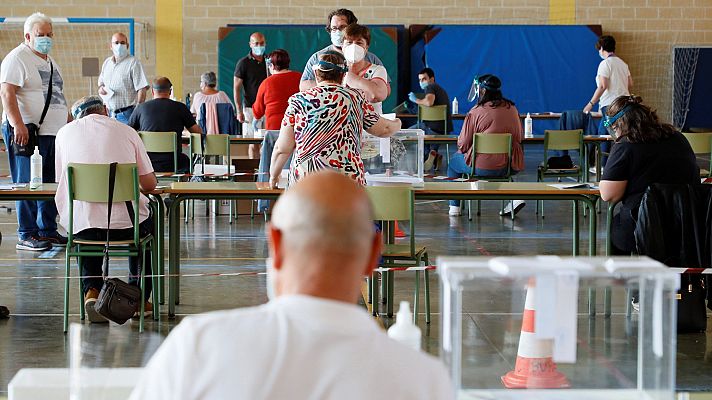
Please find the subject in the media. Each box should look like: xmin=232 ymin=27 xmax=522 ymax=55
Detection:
xmin=599 ymin=49 xmax=606 ymax=60
xmin=343 ymin=43 xmax=366 ymax=63
xmin=265 ymin=257 xmax=276 ymax=301
xmin=112 ymin=43 xmax=128 ymax=59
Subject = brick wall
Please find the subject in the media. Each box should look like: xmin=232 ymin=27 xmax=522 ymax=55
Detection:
xmin=0 ymin=1 xmax=155 ymax=114
xmin=183 ymin=0 xmax=712 ymax=122
xmin=2 ymin=0 xmax=711 ymax=123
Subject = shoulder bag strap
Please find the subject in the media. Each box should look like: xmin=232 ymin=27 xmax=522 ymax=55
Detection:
xmin=102 ymin=162 xmax=118 ymax=280
xmin=38 ymin=61 xmax=53 ymax=126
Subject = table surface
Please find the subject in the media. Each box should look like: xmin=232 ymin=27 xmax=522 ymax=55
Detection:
xmin=165 ymin=181 xmax=599 ymax=196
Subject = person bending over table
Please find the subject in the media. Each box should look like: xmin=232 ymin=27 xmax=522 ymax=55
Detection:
xmin=599 ymin=95 xmax=698 ymax=255
xmin=447 ymin=74 xmax=525 ymax=217
xmin=55 ymin=95 xmax=157 ymax=322
xmin=252 ymin=49 xmax=301 ymax=131
xmin=269 ymin=52 xmax=400 ymax=188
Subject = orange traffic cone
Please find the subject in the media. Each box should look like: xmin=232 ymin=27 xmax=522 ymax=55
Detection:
xmin=502 ymin=283 xmax=570 ymax=389
xmin=394 ymin=221 xmax=406 ymax=238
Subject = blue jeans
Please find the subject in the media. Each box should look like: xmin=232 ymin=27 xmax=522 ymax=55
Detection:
xmin=409 ymin=122 xmax=441 ymax=155
xmin=446 ymin=152 xmax=509 ymax=207
xmin=2 ymin=122 xmax=59 ymax=239
xmin=113 ymin=106 xmax=134 ymax=125
xmin=596 ymin=105 xmax=611 ymax=166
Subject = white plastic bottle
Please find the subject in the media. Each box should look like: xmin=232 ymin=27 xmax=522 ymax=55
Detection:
xmin=387 ymin=301 xmax=422 ymax=351
xmin=452 ymin=97 xmax=459 ymax=115
xmin=524 ymin=113 xmax=533 ymax=138
xmin=30 ymin=146 xmax=42 ymax=190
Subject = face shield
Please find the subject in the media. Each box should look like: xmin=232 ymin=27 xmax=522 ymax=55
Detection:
xmin=467 ymin=77 xmax=481 ymax=103
xmin=602 ymin=105 xmax=632 ymax=138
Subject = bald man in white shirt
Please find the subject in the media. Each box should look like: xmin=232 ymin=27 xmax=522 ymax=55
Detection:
xmin=130 ymin=171 xmax=453 ymax=400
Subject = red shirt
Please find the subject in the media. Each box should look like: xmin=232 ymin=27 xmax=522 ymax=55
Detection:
xmin=252 ymin=71 xmax=301 ymax=130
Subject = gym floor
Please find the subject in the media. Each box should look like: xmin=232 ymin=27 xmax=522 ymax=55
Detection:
xmin=0 ymin=148 xmax=710 ymax=395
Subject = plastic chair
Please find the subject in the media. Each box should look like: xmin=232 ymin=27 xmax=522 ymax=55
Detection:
xmin=187 ymin=133 xmax=233 ymax=222
xmin=139 ymin=131 xmax=179 ymax=176
xmin=417 ymin=104 xmax=447 ymax=133
xmin=536 ymin=129 xmax=585 ymax=216
xmin=63 ymin=163 xmax=158 ymax=333
xmin=366 ymin=185 xmax=431 ymax=324
xmin=418 ymin=104 xmax=450 ymax=161
xmin=465 ymin=133 xmax=513 ymax=220
xmin=682 ymin=132 xmax=712 ymax=177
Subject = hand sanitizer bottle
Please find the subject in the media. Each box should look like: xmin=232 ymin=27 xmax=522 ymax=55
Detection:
xmin=524 ymin=113 xmax=533 ymax=138
xmin=387 ymin=301 xmax=422 ymax=351
xmin=30 ymin=146 xmax=42 ymax=190
xmin=452 ymin=97 xmax=459 ymax=115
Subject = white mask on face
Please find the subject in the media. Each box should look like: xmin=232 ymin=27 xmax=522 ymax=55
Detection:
xmin=599 ymin=49 xmax=606 ymax=60
xmin=265 ymin=257 xmax=276 ymax=301
xmin=343 ymin=43 xmax=366 ymax=63
xmin=112 ymin=43 xmax=128 ymax=59
xmin=330 ymin=29 xmax=345 ymax=47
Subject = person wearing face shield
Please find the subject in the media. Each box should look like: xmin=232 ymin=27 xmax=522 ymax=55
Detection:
xmin=97 ymin=32 xmax=149 ymax=125
xmin=299 ymin=9 xmax=387 ymax=92
xmin=599 ymin=95 xmax=698 ymax=255
xmin=1 ymin=12 xmax=71 ymax=251
xmin=583 ymin=35 xmax=632 ymax=170
xmin=342 ymin=24 xmax=390 ymax=114
xmin=447 ymin=74 xmax=526 ymax=218
xmin=233 ymin=32 xmax=269 ymax=158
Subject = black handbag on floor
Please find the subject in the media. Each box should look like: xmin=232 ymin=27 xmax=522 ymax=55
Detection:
xmin=8 ymin=61 xmax=53 ymax=157
xmin=677 ymin=273 xmax=707 ymax=333
xmin=95 ymin=162 xmax=141 ymax=324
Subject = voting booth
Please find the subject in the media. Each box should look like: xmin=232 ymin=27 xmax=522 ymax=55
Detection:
xmin=438 ymin=256 xmax=678 ymax=399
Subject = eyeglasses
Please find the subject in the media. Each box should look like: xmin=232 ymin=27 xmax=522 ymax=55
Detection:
xmin=325 ymin=26 xmax=347 ymax=33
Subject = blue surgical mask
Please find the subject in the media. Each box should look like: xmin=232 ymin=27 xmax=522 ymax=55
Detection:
xmin=252 ymin=46 xmax=266 ymax=56
xmin=33 ymin=36 xmax=52 ymax=55
xmin=419 ymin=81 xmax=429 ymax=90
xmin=112 ymin=43 xmax=128 ymax=59
xmin=330 ymin=30 xmax=344 ymax=47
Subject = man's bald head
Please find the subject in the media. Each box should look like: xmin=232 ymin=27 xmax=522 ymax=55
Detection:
xmin=111 ymin=32 xmax=128 ymax=46
xmin=249 ymin=32 xmax=265 ymax=45
xmin=271 ymin=171 xmax=374 ymax=257
xmin=267 ymin=171 xmax=380 ymax=302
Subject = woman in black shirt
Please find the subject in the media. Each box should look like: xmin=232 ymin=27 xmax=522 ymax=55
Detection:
xmin=600 ymin=95 xmax=699 ymax=254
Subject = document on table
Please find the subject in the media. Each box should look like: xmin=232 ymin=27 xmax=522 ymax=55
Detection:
xmin=0 ymin=184 xmax=26 ymax=190
xmin=547 ymin=183 xmax=596 ymax=189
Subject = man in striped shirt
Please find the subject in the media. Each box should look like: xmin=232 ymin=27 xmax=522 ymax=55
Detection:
xmin=98 ymin=32 xmax=148 ymax=124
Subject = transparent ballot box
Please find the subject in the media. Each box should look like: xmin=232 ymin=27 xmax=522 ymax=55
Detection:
xmin=363 ymin=129 xmax=424 ymax=187
xmin=438 ymin=256 xmax=679 ymax=400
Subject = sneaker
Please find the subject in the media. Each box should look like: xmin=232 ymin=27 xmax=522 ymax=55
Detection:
xmin=500 ymin=200 xmax=526 ymax=217
xmin=449 ymin=205 xmax=462 ymax=216
xmin=38 ymin=232 xmax=68 ymax=247
xmin=423 ymin=150 xmax=437 ymax=171
xmin=588 ymin=166 xmax=604 ymax=175
xmin=0 ymin=305 xmax=9 ymax=319
xmin=631 ymin=300 xmax=640 ymax=313
xmin=84 ymin=288 xmax=108 ymax=323
xmin=434 ymin=153 xmax=444 ymax=171
xmin=134 ymin=301 xmax=153 ymax=318
xmin=16 ymin=236 xmax=51 ymax=251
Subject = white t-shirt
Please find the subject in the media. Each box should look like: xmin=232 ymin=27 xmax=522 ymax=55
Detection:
xmin=0 ymin=43 xmax=68 ymax=135
xmin=54 ymin=114 xmax=154 ymax=233
xmin=129 ymin=295 xmax=454 ymax=400
xmin=596 ymin=55 xmax=631 ymax=108
xmin=348 ymin=63 xmax=390 ymax=115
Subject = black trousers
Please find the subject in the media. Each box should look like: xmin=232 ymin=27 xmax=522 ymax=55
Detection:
xmin=76 ymin=217 xmax=154 ymax=301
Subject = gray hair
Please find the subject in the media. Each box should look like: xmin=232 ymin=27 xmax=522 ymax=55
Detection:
xmin=200 ymin=72 xmax=217 ymax=87
xmin=24 ymin=12 xmax=52 ymax=35
xmin=271 ymin=185 xmax=374 ymax=256
xmin=71 ymin=95 xmax=106 ymax=119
